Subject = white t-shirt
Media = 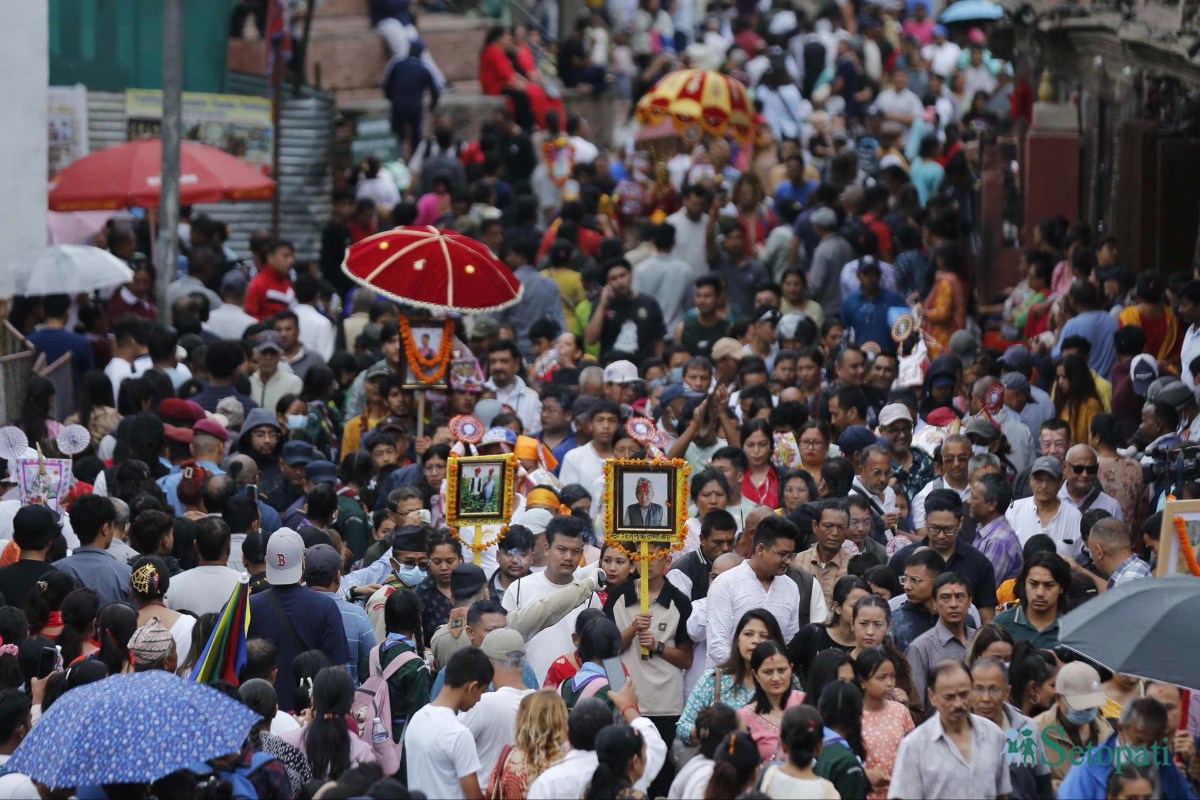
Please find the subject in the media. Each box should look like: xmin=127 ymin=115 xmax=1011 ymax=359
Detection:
xmin=0 ymin=755 xmax=36 ymax=800
xmin=404 ymin=704 xmax=481 ymax=800
xmin=558 ymin=443 xmax=607 ymax=515
xmin=667 ymin=210 xmax=710 ymax=282
xmin=502 ymin=571 xmax=600 ymax=681
xmin=460 ymin=685 xmax=534 ymax=786
xmin=165 ymin=565 xmax=243 ymax=617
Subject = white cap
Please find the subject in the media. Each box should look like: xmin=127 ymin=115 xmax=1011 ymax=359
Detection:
xmin=603 ymin=360 xmax=639 ymax=384
xmin=266 ymin=527 xmax=305 ymax=586
xmin=878 ymin=403 xmax=914 ymax=428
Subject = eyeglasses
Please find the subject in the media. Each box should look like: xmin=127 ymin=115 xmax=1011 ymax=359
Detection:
xmin=799 ymin=440 xmax=826 ymax=449
xmin=927 ymin=524 xmax=958 ymax=536
xmin=768 ymin=548 xmax=796 ymax=561
xmin=1067 ymin=463 xmax=1099 ymax=475
xmin=899 ymin=575 xmax=927 ymax=585
xmin=972 ymin=685 xmax=1007 ymax=699
xmin=883 ymin=424 xmax=913 ymax=435
xmin=394 ymin=557 xmax=431 ymax=570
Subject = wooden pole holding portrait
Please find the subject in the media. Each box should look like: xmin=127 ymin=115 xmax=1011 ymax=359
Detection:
xmin=603 ymin=456 xmax=690 ymax=659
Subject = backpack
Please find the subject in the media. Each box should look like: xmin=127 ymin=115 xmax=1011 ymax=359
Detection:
xmin=216 ymin=751 xmax=279 ymax=800
xmin=351 ymin=643 xmax=419 ymax=776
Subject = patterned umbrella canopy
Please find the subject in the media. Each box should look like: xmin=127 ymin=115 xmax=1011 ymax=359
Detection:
xmin=341 ymin=226 xmax=523 ymax=313
xmin=6 ymin=670 xmax=261 ymax=788
xmin=635 ymin=69 xmax=755 ymax=144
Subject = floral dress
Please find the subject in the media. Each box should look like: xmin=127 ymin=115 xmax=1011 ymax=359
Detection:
xmin=676 ymin=668 xmax=755 ymax=745
xmin=1098 ymin=454 xmax=1146 ymax=536
xmin=861 ymin=699 xmax=915 ymax=800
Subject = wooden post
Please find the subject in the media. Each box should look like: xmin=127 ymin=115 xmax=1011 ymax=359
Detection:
xmin=639 ymin=540 xmax=651 ymax=660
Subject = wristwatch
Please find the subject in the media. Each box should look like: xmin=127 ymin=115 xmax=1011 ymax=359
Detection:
xmin=655 ymin=641 xmax=666 ymax=656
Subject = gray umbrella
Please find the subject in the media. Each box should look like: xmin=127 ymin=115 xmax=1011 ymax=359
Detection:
xmin=1057 ymin=575 xmax=1200 ymax=689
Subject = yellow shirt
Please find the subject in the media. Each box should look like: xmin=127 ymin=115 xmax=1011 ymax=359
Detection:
xmin=541 ymin=267 xmax=586 ymax=324
xmin=342 ymin=413 xmax=381 ymax=454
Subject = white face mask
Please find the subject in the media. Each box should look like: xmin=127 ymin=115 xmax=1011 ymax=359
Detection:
xmin=972 ymin=444 xmax=989 ymax=455
xmin=286 ymin=414 xmax=307 ymax=430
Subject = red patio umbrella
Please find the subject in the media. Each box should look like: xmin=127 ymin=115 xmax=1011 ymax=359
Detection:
xmin=341 ymin=226 xmax=523 ymax=313
xmin=48 ymin=139 xmax=276 ymax=211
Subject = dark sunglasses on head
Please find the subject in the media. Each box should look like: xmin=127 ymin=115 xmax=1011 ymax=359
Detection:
xmin=1068 ymin=463 xmax=1099 ymax=475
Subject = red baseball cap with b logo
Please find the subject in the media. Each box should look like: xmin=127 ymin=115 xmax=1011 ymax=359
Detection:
xmin=265 ymin=527 xmax=305 ymax=586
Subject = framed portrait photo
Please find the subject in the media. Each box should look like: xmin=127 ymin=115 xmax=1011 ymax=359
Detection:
xmin=402 ymin=317 xmax=450 ymax=390
xmin=1157 ymin=499 xmax=1200 ymax=577
xmin=446 ymin=453 xmax=517 ymax=527
xmin=605 ymin=459 xmax=690 ymax=540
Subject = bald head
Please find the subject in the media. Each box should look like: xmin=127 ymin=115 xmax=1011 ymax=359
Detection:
xmin=744 ymin=506 xmax=774 ymax=536
xmin=1066 ymin=444 xmax=1097 ymax=463
xmin=972 ymin=376 xmax=999 ymax=400
xmin=713 ymin=552 xmax=744 ymax=573
xmin=1089 ymin=517 xmax=1130 ymax=552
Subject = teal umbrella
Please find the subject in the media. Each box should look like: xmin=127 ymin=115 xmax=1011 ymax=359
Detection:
xmin=1057 ymin=575 xmax=1200 ymax=690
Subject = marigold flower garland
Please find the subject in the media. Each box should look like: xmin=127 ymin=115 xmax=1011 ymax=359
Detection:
xmin=1171 ymin=515 xmax=1200 ymax=576
xmin=602 ymin=458 xmax=690 ymax=563
xmin=400 ymin=317 xmax=455 ymax=385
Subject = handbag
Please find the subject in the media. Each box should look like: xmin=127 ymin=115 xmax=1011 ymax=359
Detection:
xmin=670 ymin=667 xmax=722 ymax=768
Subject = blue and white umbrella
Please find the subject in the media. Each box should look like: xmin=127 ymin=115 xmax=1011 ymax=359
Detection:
xmin=939 ymin=0 xmax=1004 ymax=23
xmin=6 ymin=670 xmax=260 ymax=789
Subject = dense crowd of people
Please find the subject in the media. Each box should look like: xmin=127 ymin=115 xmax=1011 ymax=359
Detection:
xmin=9 ymin=0 xmax=1200 ymax=797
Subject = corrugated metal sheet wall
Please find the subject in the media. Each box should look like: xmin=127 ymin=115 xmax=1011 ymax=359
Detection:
xmin=85 ymin=85 xmax=334 ymax=262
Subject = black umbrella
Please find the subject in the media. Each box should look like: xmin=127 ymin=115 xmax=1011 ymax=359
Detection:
xmin=1058 ymin=575 xmax=1200 ymax=689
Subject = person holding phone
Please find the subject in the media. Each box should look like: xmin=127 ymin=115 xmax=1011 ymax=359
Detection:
xmin=602 ymin=541 xmax=694 ymax=797
xmin=558 ymin=618 xmax=622 ymax=712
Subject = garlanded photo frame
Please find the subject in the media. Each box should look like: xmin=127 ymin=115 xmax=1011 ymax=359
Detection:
xmin=604 ymin=458 xmax=690 ymax=543
xmin=1158 ymin=499 xmax=1200 ymax=577
xmin=446 ymin=453 xmax=517 ymax=527
xmin=400 ymin=315 xmax=455 ymax=390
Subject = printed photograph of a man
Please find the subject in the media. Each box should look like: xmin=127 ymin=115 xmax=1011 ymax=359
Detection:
xmin=621 ymin=474 xmax=669 ymax=529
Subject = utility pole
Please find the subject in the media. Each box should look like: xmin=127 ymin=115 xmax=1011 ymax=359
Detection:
xmin=156 ymin=0 xmax=184 ymax=318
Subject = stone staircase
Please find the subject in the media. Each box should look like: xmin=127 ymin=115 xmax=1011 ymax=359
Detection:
xmin=228 ymin=0 xmax=498 ymax=117
xmin=227 ymin=0 xmax=625 ymax=145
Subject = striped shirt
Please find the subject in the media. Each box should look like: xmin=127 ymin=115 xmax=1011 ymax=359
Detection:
xmin=973 ymin=515 xmax=1024 ymax=584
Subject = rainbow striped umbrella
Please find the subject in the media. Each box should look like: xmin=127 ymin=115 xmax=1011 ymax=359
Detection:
xmin=190 ymin=573 xmax=251 ymax=685
xmin=635 ymin=69 xmax=755 ymax=143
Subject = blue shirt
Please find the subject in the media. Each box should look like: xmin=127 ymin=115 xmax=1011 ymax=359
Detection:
xmin=27 ymin=327 xmax=93 ymax=385
xmin=841 ymin=288 xmax=907 ymax=353
xmin=1053 ymin=310 xmax=1118 ymax=379
xmin=1057 ymin=733 xmax=1197 ymax=800
xmin=54 ymin=547 xmax=133 ymax=608
xmin=158 ymin=460 xmax=226 ymax=515
xmin=318 ymin=590 xmax=377 ymax=684
xmin=774 ymin=179 xmax=818 ymax=208
xmin=247 ymin=584 xmax=351 ymax=711
xmin=189 ymin=384 xmax=260 ymax=414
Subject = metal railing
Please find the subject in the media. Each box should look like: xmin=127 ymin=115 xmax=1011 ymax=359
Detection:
xmin=0 ymin=321 xmax=35 ymax=429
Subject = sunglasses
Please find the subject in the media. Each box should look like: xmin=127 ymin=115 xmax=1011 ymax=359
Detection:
xmin=1067 ymin=463 xmax=1099 ymax=475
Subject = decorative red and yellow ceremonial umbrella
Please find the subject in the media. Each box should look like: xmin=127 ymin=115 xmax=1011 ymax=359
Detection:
xmin=635 ymin=68 xmax=756 ymax=144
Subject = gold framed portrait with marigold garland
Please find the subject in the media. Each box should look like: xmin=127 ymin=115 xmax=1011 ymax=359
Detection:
xmin=604 ymin=458 xmax=691 ymax=543
xmin=446 ymin=453 xmax=517 ymax=526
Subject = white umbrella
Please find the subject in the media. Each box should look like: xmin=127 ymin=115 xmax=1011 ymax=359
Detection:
xmin=0 ymin=245 xmax=134 ymax=297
